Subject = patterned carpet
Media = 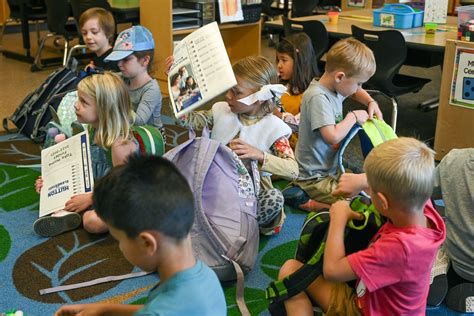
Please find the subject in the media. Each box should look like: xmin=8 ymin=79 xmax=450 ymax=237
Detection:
xmin=0 ymin=116 xmax=466 ymax=315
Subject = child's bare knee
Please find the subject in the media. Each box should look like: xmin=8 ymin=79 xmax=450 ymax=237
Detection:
xmin=279 ymin=259 xmax=303 ymax=279
xmin=83 ymin=210 xmax=108 ymax=234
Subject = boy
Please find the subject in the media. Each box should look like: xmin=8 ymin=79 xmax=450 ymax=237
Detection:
xmin=54 ymin=155 xmax=227 ymax=316
xmin=286 ymin=38 xmax=383 ymax=212
xmin=79 ymin=7 xmax=120 ymax=72
xmin=278 ymin=137 xmax=446 ymax=315
xmin=105 ymin=25 xmax=164 ymax=130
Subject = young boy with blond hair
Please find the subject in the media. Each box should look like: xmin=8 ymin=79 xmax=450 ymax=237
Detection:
xmin=278 ymin=137 xmax=446 ymax=315
xmin=54 ymin=155 xmax=226 ymax=315
xmin=285 ymin=38 xmax=383 ymax=212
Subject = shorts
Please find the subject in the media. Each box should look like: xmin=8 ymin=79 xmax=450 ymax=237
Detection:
xmin=326 ymin=283 xmax=362 ymax=316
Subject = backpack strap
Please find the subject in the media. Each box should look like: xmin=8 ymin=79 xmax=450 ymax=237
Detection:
xmin=132 ymin=125 xmax=165 ymax=156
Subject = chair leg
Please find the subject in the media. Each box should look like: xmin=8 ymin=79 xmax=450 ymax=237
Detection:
xmin=419 ymin=97 xmax=439 ymax=111
xmin=63 ymin=40 xmax=70 ymax=66
xmin=32 ymin=33 xmax=65 ymax=71
xmin=390 ymin=97 xmax=398 ymax=133
xmin=64 ymin=44 xmax=87 ymax=67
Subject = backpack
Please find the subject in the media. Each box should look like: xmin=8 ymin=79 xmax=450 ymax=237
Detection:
xmin=266 ymin=196 xmax=385 ymax=315
xmin=3 ymin=67 xmax=79 ymax=143
xmin=163 ymin=129 xmax=260 ymax=315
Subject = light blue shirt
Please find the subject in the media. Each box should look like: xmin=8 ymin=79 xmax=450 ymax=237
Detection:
xmin=135 ymin=260 xmax=226 ymax=316
xmin=296 ymin=80 xmax=345 ymax=180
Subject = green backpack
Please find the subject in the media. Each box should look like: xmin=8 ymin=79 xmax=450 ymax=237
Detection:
xmin=266 ymin=196 xmax=385 ymax=315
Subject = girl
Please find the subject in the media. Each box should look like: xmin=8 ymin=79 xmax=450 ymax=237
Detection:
xmin=274 ymin=32 xmax=319 ymax=149
xmin=35 ymin=72 xmax=138 ymax=236
xmin=105 ymin=26 xmax=164 ymax=132
xmin=79 ymin=7 xmax=120 ymax=72
xmin=181 ymin=56 xmax=299 ymax=235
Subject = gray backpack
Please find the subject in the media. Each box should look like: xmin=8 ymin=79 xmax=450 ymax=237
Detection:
xmin=164 ymin=130 xmax=260 ymax=314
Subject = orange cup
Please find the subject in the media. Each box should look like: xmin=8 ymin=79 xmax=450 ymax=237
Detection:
xmin=328 ymin=11 xmax=340 ymax=25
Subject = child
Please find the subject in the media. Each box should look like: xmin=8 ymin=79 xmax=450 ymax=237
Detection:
xmin=181 ymin=56 xmax=298 ymax=235
xmin=273 ymin=32 xmax=319 ymax=149
xmin=288 ymin=38 xmax=383 ymax=212
xmin=433 ymin=148 xmax=474 ymax=312
xmin=54 ymin=155 xmax=227 ymax=316
xmin=34 ymin=72 xmax=138 ymax=236
xmin=105 ymin=25 xmax=164 ymax=132
xmin=278 ymin=137 xmax=446 ymax=315
xmin=79 ymin=7 xmax=120 ymax=72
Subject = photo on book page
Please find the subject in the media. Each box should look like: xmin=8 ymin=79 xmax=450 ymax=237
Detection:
xmin=168 ymin=22 xmax=237 ymax=118
xmin=39 ymin=130 xmax=94 ymax=217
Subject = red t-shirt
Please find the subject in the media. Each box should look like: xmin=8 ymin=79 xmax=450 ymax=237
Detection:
xmin=347 ymin=202 xmax=446 ymax=315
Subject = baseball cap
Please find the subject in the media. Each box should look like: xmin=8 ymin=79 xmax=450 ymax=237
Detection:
xmin=105 ymin=25 xmax=155 ymax=62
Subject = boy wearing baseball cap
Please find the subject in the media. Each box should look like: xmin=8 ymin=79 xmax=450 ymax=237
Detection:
xmin=106 ymin=25 xmax=164 ymax=131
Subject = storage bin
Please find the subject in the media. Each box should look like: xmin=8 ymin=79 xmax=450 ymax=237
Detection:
xmin=373 ymin=4 xmax=424 ymax=29
xmin=456 ymin=6 xmax=474 ymax=40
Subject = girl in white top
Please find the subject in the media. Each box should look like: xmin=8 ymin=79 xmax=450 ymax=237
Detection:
xmin=181 ymin=56 xmax=298 ymax=235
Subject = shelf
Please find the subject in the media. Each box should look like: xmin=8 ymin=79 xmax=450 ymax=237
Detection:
xmin=172 ymin=8 xmax=200 ymax=15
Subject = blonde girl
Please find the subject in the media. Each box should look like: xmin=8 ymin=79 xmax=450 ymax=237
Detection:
xmin=34 ymin=72 xmax=137 ymax=236
xmin=181 ymin=56 xmax=299 ymax=235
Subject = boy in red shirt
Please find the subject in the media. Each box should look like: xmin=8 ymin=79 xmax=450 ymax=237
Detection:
xmin=278 ymin=137 xmax=446 ymax=315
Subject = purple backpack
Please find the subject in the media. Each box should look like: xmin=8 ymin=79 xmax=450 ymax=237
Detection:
xmin=164 ymin=130 xmax=260 ymax=282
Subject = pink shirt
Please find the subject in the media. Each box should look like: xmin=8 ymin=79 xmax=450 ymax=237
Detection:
xmin=347 ymin=202 xmax=446 ymax=315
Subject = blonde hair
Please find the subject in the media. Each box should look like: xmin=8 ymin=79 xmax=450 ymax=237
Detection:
xmin=363 ymin=137 xmax=435 ymax=211
xmin=79 ymin=8 xmax=116 ymax=44
xmin=77 ymin=72 xmax=133 ymax=148
xmin=232 ymin=56 xmax=279 ymax=114
xmin=325 ymin=38 xmax=376 ymax=78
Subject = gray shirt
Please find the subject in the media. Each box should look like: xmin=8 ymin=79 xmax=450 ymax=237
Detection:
xmin=296 ymin=80 xmax=345 ymax=180
xmin=128 ymin=78 xmax=163 ymax=128
xmin=434 ymin=148 xmax=474 ymax=282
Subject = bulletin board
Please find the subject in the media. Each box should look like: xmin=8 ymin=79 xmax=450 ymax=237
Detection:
xmin=434 ymin=40 xmax=474 ymax=161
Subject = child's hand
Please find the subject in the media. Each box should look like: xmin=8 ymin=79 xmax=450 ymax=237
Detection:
xmin=55 ymin=303 xmax=103 ymax=316
xmin=35 ymin=176 xmax=43 ymax=194
xmin=64 ymin=192 xmax=93 ymax=213
xmin=164 ymin=56 xmax=174 ymax=75
xmin=84 ymin=61 xmax=95 ymax=71
xmin=332 ymin=173 xmax=368 ymax=198
xmin=367 ymin=100 xmax=383 ymax=120
xmin=229 ymin=138 xmax=265 ymax=163
xmin=329 ymin=200 xmax=364 ymax=224
xmin=351 ymin=110 xmax=370 ymax=125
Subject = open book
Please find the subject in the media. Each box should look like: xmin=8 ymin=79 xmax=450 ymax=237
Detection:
xmin=39 ymin=131 xmax=94 ymax=217
xmin=168 ymin=22 xmax=237 ymax=118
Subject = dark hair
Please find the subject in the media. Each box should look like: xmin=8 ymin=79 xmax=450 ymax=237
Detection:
xmin=93 ymin=155 xmax=194 ymax=240
xmin=133 ymin=49 xmax=155 ymax=74
xmin=185 ymin=76 xmax=196 ymax=90
xmin=277 ymin=32 xmax=319 ymax=95
xmin=79 ymin=8 xmax=116 ymax=44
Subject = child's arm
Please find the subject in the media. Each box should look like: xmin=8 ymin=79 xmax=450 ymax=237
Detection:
xmin=55 ymin=302 xmax=142 ymax=316
xmin=323 ymin=200 xmax=364 ymax=283
xmin=111 ymin=139 xmax=137 ymax=167
xmin=350 ymin=88 xmax=383 ymax=120
xmin=320 ymin=110 xmax=369 ymax=145
xmin=134 ymin=84 xmax=162 ymax=126
xmin=332 ymin=173 xmax=369 ymax=198
xmin=35 ymin=176 xmax=43 ymax=194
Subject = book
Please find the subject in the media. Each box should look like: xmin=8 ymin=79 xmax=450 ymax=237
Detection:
xmin=39 ymin=131 xmax=94 ymax=217
xmin=168 ymin=22 xmax=237 ymax=118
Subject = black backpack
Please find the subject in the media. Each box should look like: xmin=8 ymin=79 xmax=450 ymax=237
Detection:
xmin=3 ymin=67 xmax=79 ymax=143
xmin=266 ymin=196 xmax=385 ymax=315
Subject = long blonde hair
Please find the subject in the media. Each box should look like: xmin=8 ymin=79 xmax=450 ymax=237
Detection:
xmin=232 ymin=56 xmax=279 ymax=114
xmin=77 ymin=72 xmax=133 ymax=148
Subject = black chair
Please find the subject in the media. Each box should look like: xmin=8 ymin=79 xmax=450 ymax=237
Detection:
xmin=31 ymin=0 xmax=79 ymax=71
xmin=0 ymin=0 xmax=47 ymax=60
xmin=351 ymin=25 xmax=431 ymax=131
xmin=291 ymin=0 xmax=319 ymax=17
xmin=282 ymin=16 xmax=329 ymax=74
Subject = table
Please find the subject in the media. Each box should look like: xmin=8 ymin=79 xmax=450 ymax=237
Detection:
xmin=265 ymin=9 xmax=458 ymax=53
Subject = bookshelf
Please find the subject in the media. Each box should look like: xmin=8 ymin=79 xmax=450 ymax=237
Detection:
xmin=140 ymin=0 xmax=261 ymax=95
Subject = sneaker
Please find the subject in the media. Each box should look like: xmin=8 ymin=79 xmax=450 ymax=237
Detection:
xmin=446 ymin=283 xmax=474 ymax=313
xmin=427 ymin=245 xmax=450 ymax=306
xmin=282 ymin=186 xmax=309 ymax=208
xmin=33 ymin=211 xmax=82 ymax=237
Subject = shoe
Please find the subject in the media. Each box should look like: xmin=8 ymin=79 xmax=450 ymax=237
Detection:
xmin=34 ymin=211 xmax=82 ymax=237
xmin=282 ymin=186 xmax=309 ymax=208
xmin=446 ymin=283 xmax=474 ymax=313
xmin=427 ymin=245 xmax=449 ymax=306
